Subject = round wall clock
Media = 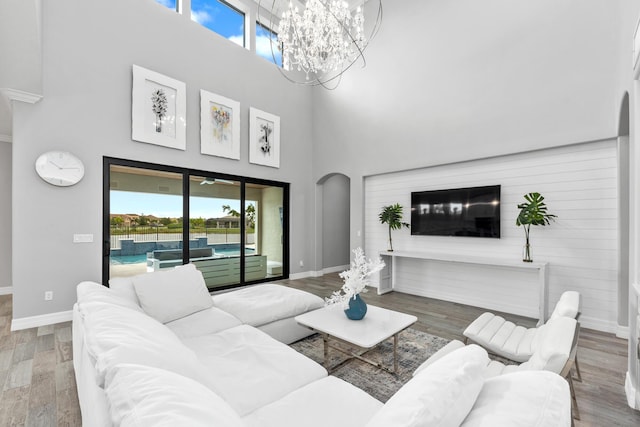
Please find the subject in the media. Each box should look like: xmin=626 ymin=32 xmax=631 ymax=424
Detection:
xmin=35 ymin=151 xmax=85 ymax=187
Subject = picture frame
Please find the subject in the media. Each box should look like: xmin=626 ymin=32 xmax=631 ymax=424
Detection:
xmin=249 ymin=107 xmax=280 ymax=168
xmin=200 ymin=90 xmax=240 ymax=160
xmin=131 ymin=65 xmax=186 ymax=150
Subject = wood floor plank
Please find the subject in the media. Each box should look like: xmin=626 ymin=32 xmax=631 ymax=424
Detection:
xmin=56 ymin=386 xmax=81 ymax=427
xmin=54 ymin=362 xmax=75 ymax=392
xmin=28 ymin=372 xmax=55 ymax=410
xmin=5 ymin=360 xmax=33 ymax=391
xmin=31 ymin=350 xmax=56 ymax=377
xmin=0 ymin=385 xmax=30 ymax=426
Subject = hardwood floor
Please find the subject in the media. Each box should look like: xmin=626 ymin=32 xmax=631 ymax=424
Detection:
xmin=281 ymin=273 xmax=640 ymax=427
xmin=1 ymin=273 xmax=639 ymax=426
xmin=0 ymin=295 xmax=80 ymax=426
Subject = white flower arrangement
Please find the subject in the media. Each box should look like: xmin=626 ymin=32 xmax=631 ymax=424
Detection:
xmin=325 ymin=247 xmax=386 ymax=309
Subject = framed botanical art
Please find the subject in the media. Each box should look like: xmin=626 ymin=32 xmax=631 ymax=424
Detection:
xmin=200 ymin=90 xmax=240 ymax=160
xmin=131 ymin=65 xmax=186 ymax=150
xmin=249 ymin=107 xmax=280 ymax=168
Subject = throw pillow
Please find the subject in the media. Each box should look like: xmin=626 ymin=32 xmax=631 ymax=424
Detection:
xmin=76 ymin=281 xmax=142 ymax=313
xmin=108 ymin=276 xmax=141 ymax=307
xmin=366 ymin=344 xmax=489 ymax=427
xmin=132 ymin=263 xmax=214 ymax=323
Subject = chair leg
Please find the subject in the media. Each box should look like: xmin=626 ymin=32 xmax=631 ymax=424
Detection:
xmin=573 ymin=353 xmax=582 ymax=382
xmin=568 ymin=375 xmax=581 ymax=421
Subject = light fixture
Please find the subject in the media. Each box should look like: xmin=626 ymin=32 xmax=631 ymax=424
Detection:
xmin=200 ymin=178 xmax=235 ymax=185
xmin=258 ymin=0 xmax=382 ymax=89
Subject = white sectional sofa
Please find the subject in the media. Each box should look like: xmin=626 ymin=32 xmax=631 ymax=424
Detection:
xmin=72 ymin=264 xmax=572 ymax=427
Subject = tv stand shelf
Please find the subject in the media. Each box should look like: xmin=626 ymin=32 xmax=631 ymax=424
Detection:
xmin=378 ymin=250 xmax=549 ymax=326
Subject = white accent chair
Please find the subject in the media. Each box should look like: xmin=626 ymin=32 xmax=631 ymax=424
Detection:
xmin=420 ymin=316 xmax=581 ymax=422
xmin=462 ymin=290 xmax=582 ymax=381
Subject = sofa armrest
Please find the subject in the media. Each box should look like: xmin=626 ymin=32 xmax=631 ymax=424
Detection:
xmin=461 ymin=371 xmax=571 ymax=427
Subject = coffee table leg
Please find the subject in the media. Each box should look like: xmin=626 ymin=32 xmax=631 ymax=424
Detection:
xmin=322 ymin=333 xmax=329 ymax=370
xmin=393 ymin=333 xmax=398 ymax=374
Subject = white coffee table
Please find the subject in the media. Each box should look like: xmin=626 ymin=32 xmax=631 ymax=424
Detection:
xmin=295 ymin=304 xmax=417 ymax=374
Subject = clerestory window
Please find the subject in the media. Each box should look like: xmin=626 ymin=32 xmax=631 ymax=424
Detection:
xmin=256 ymin=22 xmax=282 ymax=67
xmin=191 ymin=0 xmax=246 ymax=48
xmin=154 ymin=0 xmax=178 ymax=12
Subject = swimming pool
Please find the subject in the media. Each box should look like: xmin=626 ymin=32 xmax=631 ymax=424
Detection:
xmin=109 ymin=246 xmax=255 ymax=265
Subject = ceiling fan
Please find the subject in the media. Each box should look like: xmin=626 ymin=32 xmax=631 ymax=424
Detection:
xmin=200 ymin=178 xmax=235 ymax=185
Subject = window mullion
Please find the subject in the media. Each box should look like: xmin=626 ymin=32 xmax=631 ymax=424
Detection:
xmin=182 ymin=171 xmax=190 ymax=265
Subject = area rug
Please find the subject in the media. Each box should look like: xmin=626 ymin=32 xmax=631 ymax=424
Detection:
xmin=290 ymin=328 xmax=450 ymax=403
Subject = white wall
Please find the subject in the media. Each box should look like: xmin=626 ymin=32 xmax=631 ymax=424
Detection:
xmin=10 ymin=0 xmax=314 ymax=320
xmin=364 ymin=141 xmax=618 ymax=332
xmin=0 ymin=141 xmax=11 ymax=291
xmin=0 ymin=0 xmax=43 ymax=138
xmin=312 ymin=0 xmax=622 ymax=263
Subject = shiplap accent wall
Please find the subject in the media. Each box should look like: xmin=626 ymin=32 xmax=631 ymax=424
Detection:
xmin=364 ymin=140 xmax=618 ymax=332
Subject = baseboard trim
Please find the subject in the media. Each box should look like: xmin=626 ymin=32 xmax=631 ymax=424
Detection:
xmin=289 ymin=266 xmax=348 ymax=281
xmin=616 ymin=324 xmax=630 ymax=339
xmin=625 ymin=371 xmax=638 ymax=409
xmin=0 ymin=286 xmax=13 ymax=295
xmin=323 ymin=264 xmax=349 ymax=275
xmin=575 ymin=315 xmax=618 ymax=334
xmin=289 ymin=271 xmax=314 ymax=280
xmin=11 ymin=310 xmax=73 ymax=331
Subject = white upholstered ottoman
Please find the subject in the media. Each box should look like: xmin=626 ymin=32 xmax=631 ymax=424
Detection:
xmin=212 ymin=284 xmax=324 ymax=344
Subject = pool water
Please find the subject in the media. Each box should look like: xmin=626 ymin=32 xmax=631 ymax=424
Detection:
xmin=110 ymin=254 xmax=147 ymax=265
xmin=109 ymin=247 xmax=255 ymax=265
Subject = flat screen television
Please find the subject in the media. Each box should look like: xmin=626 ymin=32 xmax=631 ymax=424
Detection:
xmin=411 ymin=185 xmax=501 ymax=238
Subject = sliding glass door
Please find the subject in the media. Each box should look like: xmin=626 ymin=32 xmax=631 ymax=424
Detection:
xmin=189 ymin=175 xmax=242 ymax=288
xmin=107 ymin=164 xmax=184 ymax=280
xmin=103 ymin=158 xmax=289 ymax=290
xmin=246 ymin=183 xmax=284 ymax=280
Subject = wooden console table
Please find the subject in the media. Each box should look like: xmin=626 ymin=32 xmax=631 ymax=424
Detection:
xmin=378 ymin=251 xmax=549 ymax=326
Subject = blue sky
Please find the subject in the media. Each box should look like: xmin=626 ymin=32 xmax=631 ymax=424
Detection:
xmin=111 ymin=191 xmax=240 ymax=219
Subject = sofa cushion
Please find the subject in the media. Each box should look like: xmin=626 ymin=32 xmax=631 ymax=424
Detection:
xmin=132 ymin=263 xmax=214 ymax=323
xmin=212 ymin=284 xmax=324 ymax=327
xmin=243 ymin=376 xmax=383 ymax=427
xmin=461 ymin=371 xmax=571 ymax=427
xmin=105 ymin=363 xmax=243 ymax=427
xmin=165 ymin=306 xmax=242 ymax=339
xmin=366 ymin=344 xmax=488 ymax=427
xmin=76 ymin=281 xmax=142 ymax=313
xmin=81 ymin=301 xmax=209 ymax=388
xmin=181 ymin=324 xmax=327 ymax=416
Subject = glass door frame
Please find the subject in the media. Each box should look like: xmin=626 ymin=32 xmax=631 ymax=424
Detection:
xmin=102 ymin=157 xmax=290 ymax=288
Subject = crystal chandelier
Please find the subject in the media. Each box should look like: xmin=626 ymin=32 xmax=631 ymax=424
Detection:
xmin=259 ymin=0 xmax=382 ymax=89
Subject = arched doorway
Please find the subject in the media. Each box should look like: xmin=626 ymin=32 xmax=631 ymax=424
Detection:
xmin=316 ymin=173 xmax=351 ymax=273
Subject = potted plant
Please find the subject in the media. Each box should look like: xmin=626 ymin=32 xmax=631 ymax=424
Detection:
xmin=516 ymin=192 xmax=556 ymax=262
xmin=324 ymin=247 xmax=385 ymax=320
xmin=379 ymin=203 xmax=410 ymax=252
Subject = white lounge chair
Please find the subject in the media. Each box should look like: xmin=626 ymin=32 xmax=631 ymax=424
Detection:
xmin=421 ymin=316 xmax=581 ymax=422
xmin=462 ymin=291 xmax=580 ymax=364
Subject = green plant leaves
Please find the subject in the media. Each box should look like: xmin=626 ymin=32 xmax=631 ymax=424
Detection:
xmin=379 ymin=203 xmax=410 ymax=230
xmin=516 ymin=192 xmax=557 ymax=227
